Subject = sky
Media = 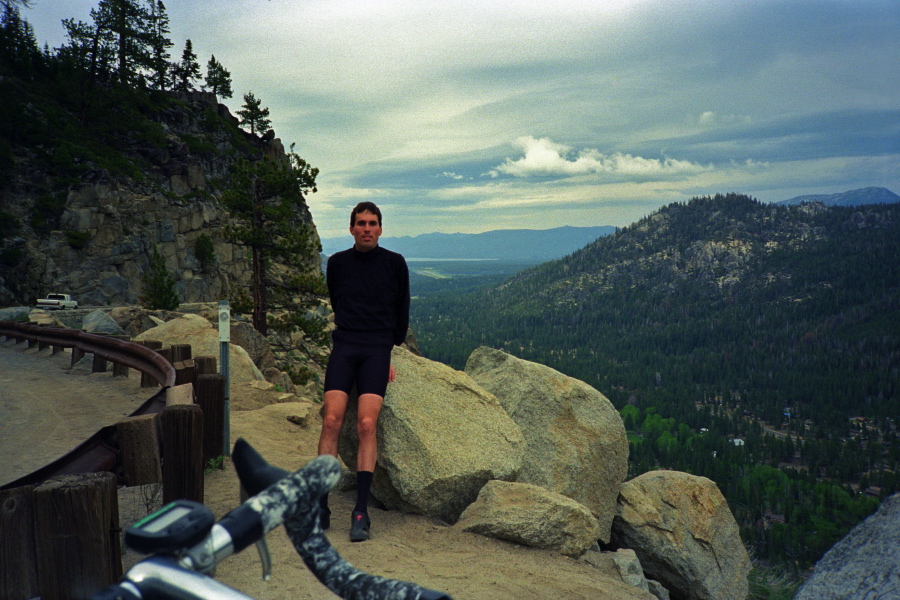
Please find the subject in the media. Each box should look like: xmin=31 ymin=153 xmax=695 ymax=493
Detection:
xmin=22 ymin=0 xmax=900 ymax=239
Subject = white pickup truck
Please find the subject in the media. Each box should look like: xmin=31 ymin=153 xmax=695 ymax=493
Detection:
xmin=35 ymin=293 xmax=79 ymax=310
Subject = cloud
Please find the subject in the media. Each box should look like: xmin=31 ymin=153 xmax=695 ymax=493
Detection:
xmin=489 ymin=137 xmax=712 ymax=179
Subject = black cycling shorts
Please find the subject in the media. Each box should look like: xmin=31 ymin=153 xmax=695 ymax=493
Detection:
xmin=324 ymin=340 xmax=393 ymax=397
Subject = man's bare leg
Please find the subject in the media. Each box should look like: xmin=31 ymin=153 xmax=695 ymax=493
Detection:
xmin=317 ymin=389 xmax=350 ymax=457
xmin=356 ymin=393 xmax=384 ymax=472
xmin=315 ymin=389 xmax=349 ymax=530
xmin=350 ymin=393 xmax=384 ymax=541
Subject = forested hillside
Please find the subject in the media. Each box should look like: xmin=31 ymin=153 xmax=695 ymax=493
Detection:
xmin=411 ymin=193 xmax=900 ymax=570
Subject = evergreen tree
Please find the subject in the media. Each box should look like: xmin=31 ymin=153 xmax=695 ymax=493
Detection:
xmin=140 ymin=245 xmax=180 ymax=310
xmin=204 ymin=54 xmax=232 ymax=99
xmin=147 ymin=0 xmax=172 ymax=90
xmin=221 ymin=145 xmax=323 ymax=341
xmin=171 ymin=38 xmax=200 ymax=91
xmin=62 ymin=12 xmax=116 ymax=82
xmin=95 ymin=0 xmax=155 ymax=85
xmin=0 ymin=4 xmax=41 ymax=76
xmin=236 ymin=91 xmax=271 ymax=135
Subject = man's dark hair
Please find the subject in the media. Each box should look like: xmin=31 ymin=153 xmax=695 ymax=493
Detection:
xmin=350 ymin=201 xmax=382 ymax=227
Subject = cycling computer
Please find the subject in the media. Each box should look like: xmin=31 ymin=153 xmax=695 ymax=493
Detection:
xmin=125 ymin=499 xmax=215 ymax=555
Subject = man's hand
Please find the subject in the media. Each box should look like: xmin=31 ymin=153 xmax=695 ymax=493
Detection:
xmin=388 ymin=364 xmax=397 ymax=382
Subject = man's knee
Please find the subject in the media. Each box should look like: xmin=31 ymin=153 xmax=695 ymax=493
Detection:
xmin=357 ymin=416 xmax=377 ymax=439
xmin=322 ymin=412 xmax=345 ymax=436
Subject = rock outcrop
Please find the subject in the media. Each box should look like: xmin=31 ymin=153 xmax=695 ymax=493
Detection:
xmin=794 ymin=491 xmax=900 ymax=600
xmin=455 ymin=480 xmax=601 ymax=557
xmin=133 ymin=313 xmax=264 ymax=388
xmin=0 ymin=92 xmax=320 ymax=308
xmin=338 ymin=346 xmax=525 ymax=523
xmin=611 ymin=470 xmax=751 ymax=600
xmin=465 ymin=346 xmax=628 ymax=542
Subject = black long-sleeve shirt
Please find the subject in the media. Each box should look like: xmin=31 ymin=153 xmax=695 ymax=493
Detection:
xmin=326 ymin=245 xmax=410 ymax=347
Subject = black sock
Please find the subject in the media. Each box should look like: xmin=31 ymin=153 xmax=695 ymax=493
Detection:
xmin=319 ymin=493 xmax=329 ymax=512
xmin=354 ymin=471 xmax=374 ymax=514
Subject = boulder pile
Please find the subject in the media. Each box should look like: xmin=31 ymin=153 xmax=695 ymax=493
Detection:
xmin=338 ymin=346 xmax=751 ymax=600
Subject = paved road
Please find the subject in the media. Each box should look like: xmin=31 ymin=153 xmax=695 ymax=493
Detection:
xmin=0 ymin=339 xmax=152 ymax=487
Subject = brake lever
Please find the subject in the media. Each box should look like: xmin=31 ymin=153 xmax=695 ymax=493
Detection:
xmin=240 ymin=484 xmax=273 ymax=581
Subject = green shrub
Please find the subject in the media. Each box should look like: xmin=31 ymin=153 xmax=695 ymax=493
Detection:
xmin=0 ymin=210 xmax=19 ymax=242
xmin=195 ymin=233 xmax=216 ymax=272
xmin=64 ymin=230 xmax=90 ymax=249
xmin=0 ymin=246 xmax=23 ymax=266
xmin=30 ymin=193 xmax=67 ymax=234
xmin=140 ymin=245 xmax=181 ymax=310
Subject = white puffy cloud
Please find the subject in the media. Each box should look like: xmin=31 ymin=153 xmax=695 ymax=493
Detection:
xmin=489 ymin=136 xmax=712 ymax=179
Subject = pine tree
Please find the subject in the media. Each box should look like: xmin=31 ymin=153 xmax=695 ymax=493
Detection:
xmin=221 ymin=146 xmax=323 ymax=340
xmin=172 ymin=38 xmax=200 ymax=91
xmin=235 ymin=91 xmax=271 ymax=135
xmin=140 ymin=245 xmax=180 ymax=310
xmin=204 ymin=54 xmax=232 ymax=99
xmin=147 ymin=0 xmax=172 ymax=90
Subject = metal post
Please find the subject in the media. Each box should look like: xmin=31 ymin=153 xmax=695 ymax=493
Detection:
xmin=218 ymin=300 xmax=231 ymax=457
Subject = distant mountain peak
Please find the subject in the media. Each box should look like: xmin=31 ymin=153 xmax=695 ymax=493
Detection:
xmin=776 ymin=187 xmax=900 ymax=207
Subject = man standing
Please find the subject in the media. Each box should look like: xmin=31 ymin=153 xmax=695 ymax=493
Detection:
xmin=317 ymin=201 xmax=410 ymax=541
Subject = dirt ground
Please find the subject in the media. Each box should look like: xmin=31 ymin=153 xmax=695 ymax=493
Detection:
xmin=0 ymin=340 xmax=652 ymax=600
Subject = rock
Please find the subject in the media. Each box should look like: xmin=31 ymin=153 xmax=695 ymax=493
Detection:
xmin=224 ymin=320 xmax=276 ymax=371
xmin=456 ymin=480 xmax=601 ymax=557
xmin=611 ymin=470 xmax=750 ymax=600
xmin=794 ymin=492 xmax=900 ymax=600
xmin=133 ymin=314 xmax=264 ymax=386
xmin=612 ymin=549 xmax=650 ymax=592
xmin=465 ymin=346 xmax=628 ymax=542
xmin=81 ymin=309 xmax=127 ymax=336
xmin=338 ymin=346 xmax=525 ymax=523
xmin=647 ymin=580 xmax=670 ymax=600
xmin=0 ymin=306 xmax=31 ymax=321
xmin=263 ymin=366 xmax=297 ymax=394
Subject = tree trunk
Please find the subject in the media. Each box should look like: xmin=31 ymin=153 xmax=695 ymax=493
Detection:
xmin=251 ymin=178 xmax=268 ymax=335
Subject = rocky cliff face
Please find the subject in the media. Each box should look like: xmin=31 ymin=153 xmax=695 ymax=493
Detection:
xmin=0 ymin=91 xmax=320 ymax=307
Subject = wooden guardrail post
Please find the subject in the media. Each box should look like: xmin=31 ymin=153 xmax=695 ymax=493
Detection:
xmin=1 ymin=485 xmax=38 ymax=600
xmin=174 ymin=359 xmax=196 ymax=387
xmin=196 ymin=374 xmax=226 ymax=464
xmin=139 ymin=340 xmax=163 ymax=387
xmin=195 ymin=355 xmax=217 ymax=375
xmin=170 ymin=343 xmax=192 ymax=363
xmin=92 ymin=352 xmax=108 ymax=373
xmin=34 ymin=472 xmax=122 ymax=600
xmin=161 ymin=403 xmax=204 ymax=504
xmin=116 ymin=414 xmax=162 ymax=486
xmin=112 ymin=361 xmax=129 ymax=377
xmin=71 ymin=346 xmax=85 ymax=367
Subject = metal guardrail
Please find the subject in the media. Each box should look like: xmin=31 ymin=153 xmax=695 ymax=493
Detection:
xmin=0 ymin=320 xmax=177 ymax=490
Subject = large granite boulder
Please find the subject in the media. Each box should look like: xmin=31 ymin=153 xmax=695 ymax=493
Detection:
xmin=133 ymin=313 xmax=264 ymax=386
xmin=612 ymin=470 xmax=750 ymax=600
xmin=465 ymin=346 xmax=628 ymax=542
xmin=338 ymin=346 xmax=525 ymax=523
xmin=82 ymin=309 xmax=127 ymax=335
xmin=794 ymin=492 xmax=900 ymax=600
xmin=0 ymin=306 xmax=31 ymax=322
xmin=455 ymin=480 xmax=601 ymax=557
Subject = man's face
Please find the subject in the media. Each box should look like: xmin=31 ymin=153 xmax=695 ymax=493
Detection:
xmin=350 ymin=210 xmax=382 ymax=251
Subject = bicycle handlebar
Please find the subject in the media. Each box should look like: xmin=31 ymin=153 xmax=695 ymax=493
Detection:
xmin=94 ymin=438 xmax=451 ymax=600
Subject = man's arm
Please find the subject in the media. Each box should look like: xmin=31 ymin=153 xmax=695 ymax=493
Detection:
xmin=393 ymin=256 xmax=411 ymax=346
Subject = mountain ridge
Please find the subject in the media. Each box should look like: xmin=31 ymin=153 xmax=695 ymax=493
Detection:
xmin=776 ymin=186 xmax=899 ymax=206
xmin=410 ymin=193 xmax=900 ymax=569
xmin=321 ymin=225 xmax=615 ymax=262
